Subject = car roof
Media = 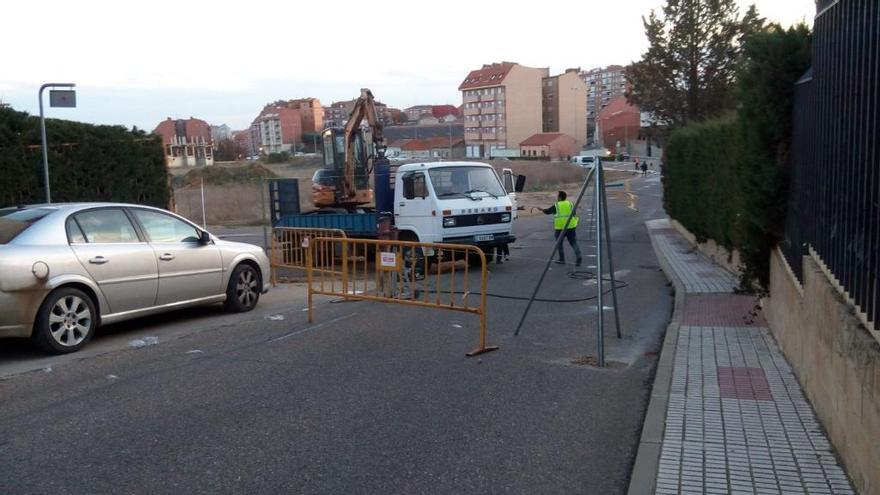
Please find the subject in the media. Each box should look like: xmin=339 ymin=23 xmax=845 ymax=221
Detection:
xmin=2 ymin=202 xmax=164 ymax=214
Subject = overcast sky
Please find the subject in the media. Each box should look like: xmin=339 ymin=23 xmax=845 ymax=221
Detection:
xmin=1 ymin=0 xmax=815 ymax=131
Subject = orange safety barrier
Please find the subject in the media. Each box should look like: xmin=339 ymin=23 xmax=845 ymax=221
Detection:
xmin=270 ymin=227 xmax=347 ymax=284
xmin=306 ymin=236 xmax=497 ymax=357
xmin=608 ymin=180 xmax=639 ymax=212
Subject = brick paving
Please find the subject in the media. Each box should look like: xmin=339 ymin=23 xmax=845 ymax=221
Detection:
xmin=648 ymin=222 xmax=855 ymax=495
xmin=653 ymin=232 xmax=738 ymax=293
xmin=682 ymin=294 xmax=767 ymax=327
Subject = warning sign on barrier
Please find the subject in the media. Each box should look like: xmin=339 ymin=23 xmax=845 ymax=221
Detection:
xmin=378 ymin=251 xmax=400 ymax=271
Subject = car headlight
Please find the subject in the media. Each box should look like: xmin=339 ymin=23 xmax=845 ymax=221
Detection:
xmin=501 ymin=213 xmax=511 ymax=222
xmin=443 ymin=217 xmax=456 ymax=227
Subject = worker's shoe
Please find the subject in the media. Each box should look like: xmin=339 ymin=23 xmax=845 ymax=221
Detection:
xmin=575 ymin=258 xmax=583 ymax=267
xmin=555 ymin=259 xmax=565 ymax=265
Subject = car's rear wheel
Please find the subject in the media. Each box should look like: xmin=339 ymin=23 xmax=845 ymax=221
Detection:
xmin=225 ymin=263 xmax=261 ymax=312
xmin=32 ymin=287 xmax=97 ymax=354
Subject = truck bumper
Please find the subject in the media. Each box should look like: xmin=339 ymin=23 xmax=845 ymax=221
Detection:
xmin=441 ymin=234 xmax=516 ymax=250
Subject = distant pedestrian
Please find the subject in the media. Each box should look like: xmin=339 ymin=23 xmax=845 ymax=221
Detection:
xmin=634 ymin=158 xmax=640 ymax=171
xmin=641 ymin=161 xmax=648 ymax=176
xmin=542 ymin=191 xmax=583 ymax=266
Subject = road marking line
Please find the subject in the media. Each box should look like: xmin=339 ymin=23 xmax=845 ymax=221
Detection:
xmin=267 ymin=313 xmax=357 ymax=342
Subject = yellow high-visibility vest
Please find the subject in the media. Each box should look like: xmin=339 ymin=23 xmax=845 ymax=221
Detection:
xmin=554 ymin=200 xmax=578 ymax=230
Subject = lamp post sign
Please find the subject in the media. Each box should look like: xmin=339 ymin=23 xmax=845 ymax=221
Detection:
xmin=39 ymin=83 xmax=77 ymax=203
xmin=49 ymin=90 xmax=76 ymax=108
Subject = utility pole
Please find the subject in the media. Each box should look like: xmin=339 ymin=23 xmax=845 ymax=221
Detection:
xmin=38 ymin=83 xmax=76 ymax=203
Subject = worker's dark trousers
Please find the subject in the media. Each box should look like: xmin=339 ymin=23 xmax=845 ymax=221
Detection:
xmin=554 ymin=228 xmax=582 ymax=262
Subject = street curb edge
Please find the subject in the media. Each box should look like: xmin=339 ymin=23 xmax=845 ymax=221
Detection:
xmin=627 ymin=220 xmax=686 ymax=495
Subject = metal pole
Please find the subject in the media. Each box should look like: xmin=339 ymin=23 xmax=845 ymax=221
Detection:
xmin=600 ymin=160 xmax=623 ymax=339
xmin=37 ymin=82 xmax=76 ymax=204
xmin=200 ymin=177 xmax=207 ymax=229
xmin=260 ymin=176 xmax=269 ymax=251
xmin=38 ymin=85 xmax=50 ymax=203
xmin=514 ymin=167 xmax=596 ymax=337
xmin=595 ymin=159 xmax=605 ymax=367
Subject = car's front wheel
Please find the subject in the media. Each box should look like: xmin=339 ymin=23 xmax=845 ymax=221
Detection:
xmin=32 ymin=287 xmax=97 ymax=354
xmin=225 ymin=263 xmax=261 ymax=312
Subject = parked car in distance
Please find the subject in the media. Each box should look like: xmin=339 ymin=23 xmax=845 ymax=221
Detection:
xmin=570 ymin=155 xmax=595 ymax=167
xmin=0 ymin=203 xmax=271 ymax=354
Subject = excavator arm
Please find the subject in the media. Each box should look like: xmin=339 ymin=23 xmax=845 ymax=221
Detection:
xmin=341 ymin=88 xmax=386 ymax=200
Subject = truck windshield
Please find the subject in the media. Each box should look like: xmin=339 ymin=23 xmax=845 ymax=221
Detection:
xmin=0 ymin=207 xmax=52 ymax=244
xmin=429 ymin=167 xmax=506 ymax=199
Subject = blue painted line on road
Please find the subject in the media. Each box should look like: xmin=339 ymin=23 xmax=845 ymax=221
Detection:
xmin=267 ymin=313 xmax=357 ymax=342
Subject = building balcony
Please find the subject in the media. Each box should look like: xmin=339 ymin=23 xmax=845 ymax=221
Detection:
xmin=463 ymin=94 xmax=479 ymax=104
xmin=481 ymin=132 xmax=498 ymax=140
xmin=463 ymin=107 xmax=480 ymax=116
xmin=480 ymin=106 xmax=498 ymax=114
xmin=480 ymin=92 xmax=501 ymax=102
xmin=465 ymin=131 xmax=481 ymax=141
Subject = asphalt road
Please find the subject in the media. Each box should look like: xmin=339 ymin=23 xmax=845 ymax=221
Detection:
xmin=0 ymin=171 xmax=671 ymax=494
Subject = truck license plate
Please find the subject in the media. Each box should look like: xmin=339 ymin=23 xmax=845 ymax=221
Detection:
xmin=474 ymin=234 xmax=494 ymax=242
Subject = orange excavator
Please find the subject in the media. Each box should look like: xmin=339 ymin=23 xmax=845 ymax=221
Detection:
xmin=311 ymin=88 xmax=388 ymax=210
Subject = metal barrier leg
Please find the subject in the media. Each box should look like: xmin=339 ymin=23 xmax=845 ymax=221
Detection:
xmin=307 ymin=243 xmax=314 ymax=323
xmin=467 ymin=251 xmax=498 ymax=357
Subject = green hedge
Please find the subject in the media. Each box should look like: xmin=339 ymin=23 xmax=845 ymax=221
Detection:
xmin=0 ymin=107 xmax=168 ymax=208
xmin=662 ymin=25 xmax=811 ymax=291
xmin=663 ymin=114 xmax=744 ymax=249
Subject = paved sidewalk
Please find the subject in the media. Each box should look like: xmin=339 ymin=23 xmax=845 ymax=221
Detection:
xmin=635 ymin=219 xmax=855 ymax=495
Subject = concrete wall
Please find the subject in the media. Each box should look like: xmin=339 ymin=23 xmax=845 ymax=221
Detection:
xmin=763 ymin=250 xmax=880 ymax=494
xmin=670 ymin=219 xmax=743 ymax=276
xmin=504 ymin=64 xmax=548 ymax=150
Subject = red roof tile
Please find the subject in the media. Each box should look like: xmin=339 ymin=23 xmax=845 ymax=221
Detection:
xmin=431 ymin=105 xmax=460 ymax=118
xmin=458 ymin=62 xmax=515 ymax=90
xmin=519 ymin=133 xmax=569 ymax=146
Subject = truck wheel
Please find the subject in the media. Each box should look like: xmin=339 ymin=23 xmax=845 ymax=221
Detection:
xmin=467 ymin=253 xmax=485 ymax=268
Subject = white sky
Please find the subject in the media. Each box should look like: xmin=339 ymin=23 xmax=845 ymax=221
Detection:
xmin=0 ymin=0 xmax=815 ymax=131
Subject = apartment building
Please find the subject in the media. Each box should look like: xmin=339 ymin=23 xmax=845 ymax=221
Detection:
xmin=210 ymin=124 xmax=231 ymax=142
xmin=405 ymin=105 xmax=433 ymax=122
xmin=250 ymin=105 xmax=302 ymax=154
xmin=459 ymin=62 xmax=548 ymax=158
xmin=153 ymin=117 xmax=214 ymax=168
xmin=542 ymin=68 xmax=587 ymax=151
xmin=403 ymin=104 xmax=460 ymax=123
xmin=580 ymin=65 xmax=626 ymax=145
xmin=597 ymin=96 xmax=641 ymax=153
xmin=323 ymin=98 xmax=388 ymax=128
xmin=287 ymin=98 xmax=323 ymax=133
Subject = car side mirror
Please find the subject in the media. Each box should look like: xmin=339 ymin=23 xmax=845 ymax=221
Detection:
xmin=198 ymin=231 xmax=212 ymax=245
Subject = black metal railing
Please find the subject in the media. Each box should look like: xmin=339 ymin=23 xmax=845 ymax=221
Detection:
xmin=782 ymin=0 xmax=879 ymax=331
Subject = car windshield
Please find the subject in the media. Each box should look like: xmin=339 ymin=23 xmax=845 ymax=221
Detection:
xmin=429 ymin=167 xmax=506 ymax=200
xmin=0 ymin=207 xmax=53 ymax=244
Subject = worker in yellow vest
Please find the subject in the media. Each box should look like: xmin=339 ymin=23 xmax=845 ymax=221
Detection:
xmin=542 ymin=191 xmax=583 ymax=266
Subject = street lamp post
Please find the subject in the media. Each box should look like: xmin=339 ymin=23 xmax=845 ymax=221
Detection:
xmin=39 ymin=83 xmax=76 ymax=203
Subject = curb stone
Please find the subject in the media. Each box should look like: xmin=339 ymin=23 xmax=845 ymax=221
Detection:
xmin=627 ymin=219 xmax=686 ymax=495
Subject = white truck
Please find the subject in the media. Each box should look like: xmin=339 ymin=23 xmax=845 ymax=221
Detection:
xmin=282 ymin=161 xmax=522 ymax=262
xmin=391 ymin=161 xmax=518 ymax=251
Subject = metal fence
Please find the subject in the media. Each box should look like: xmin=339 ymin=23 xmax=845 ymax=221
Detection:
xmin=306 ymin=236 xmax=497 ymax=356
xmin=270 ymin=227 xmax=347 ymax=282
xmin=781 ymin=0 xmax=879 ymax=333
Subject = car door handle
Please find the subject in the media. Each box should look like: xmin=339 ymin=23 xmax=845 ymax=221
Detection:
xmin=398 ymin=202 xmax=405 ymax=206
xmin=88 ymin=256 xmax=108 ymax=265
xmin=159 ymin=253 xmax=175 ymax=261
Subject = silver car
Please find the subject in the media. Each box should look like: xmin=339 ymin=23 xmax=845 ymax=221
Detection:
xmin=0 ymin=203 xmax=271 ymax=354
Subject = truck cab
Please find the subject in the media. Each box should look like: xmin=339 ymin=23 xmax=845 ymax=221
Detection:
xmin=392 ymin=162 xmax=516 ymax=250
